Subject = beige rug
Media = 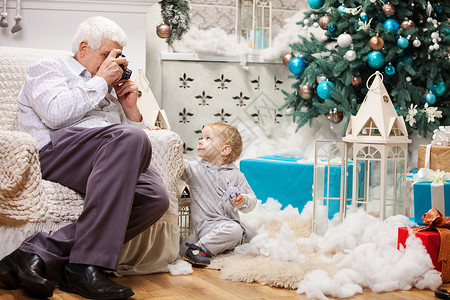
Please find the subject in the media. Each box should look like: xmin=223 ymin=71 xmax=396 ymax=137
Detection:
xmin=207 ymin=215 xmax=343 ymax=289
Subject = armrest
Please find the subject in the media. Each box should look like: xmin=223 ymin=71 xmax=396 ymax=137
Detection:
xmin=144 ymin=129 xmax=185 ymax=216
xmin=0 ymin=130 xmax=45 ymax=222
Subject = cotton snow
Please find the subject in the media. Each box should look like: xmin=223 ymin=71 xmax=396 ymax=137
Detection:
xmin=235 ymin=200 xmax=442 ymax=299
xmin=167 ymin=259 xmax=193 ymax=276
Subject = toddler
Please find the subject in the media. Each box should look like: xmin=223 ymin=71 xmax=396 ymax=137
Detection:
xmin=181 ymin=122 xmax=257 ymax=267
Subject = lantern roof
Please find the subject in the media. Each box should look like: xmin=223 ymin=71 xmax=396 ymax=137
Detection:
xmin=343 ymin=71 xmax=411 ymax=144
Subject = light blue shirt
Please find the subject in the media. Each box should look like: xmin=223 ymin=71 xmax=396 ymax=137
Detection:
xmin=18 ymin=56 xmax=148 ymax=150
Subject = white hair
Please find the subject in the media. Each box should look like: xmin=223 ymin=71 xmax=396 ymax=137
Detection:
xmin=72 ymin=16 xmax=127 ymax=55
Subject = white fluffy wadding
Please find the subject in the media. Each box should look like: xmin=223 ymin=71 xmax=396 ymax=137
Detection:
xmin=172 ymin=9 xmax=327 ymax=61
xmin=234 ymin=199 xmax=442 ymax=299
xmin=167 ymin=259 xmax=193 ymax=276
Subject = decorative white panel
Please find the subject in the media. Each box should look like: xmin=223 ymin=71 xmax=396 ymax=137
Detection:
xmin=161 ymin=59 xmax=295 ymax=160
xmin=189 ymin=0 xmax=308 ymax=33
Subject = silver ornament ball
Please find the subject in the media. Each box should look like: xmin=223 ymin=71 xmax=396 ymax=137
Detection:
xmin=337 ymin=33 xmax=353 ymax=48
xmin=345 ymin=49 xmax=357 ymax=61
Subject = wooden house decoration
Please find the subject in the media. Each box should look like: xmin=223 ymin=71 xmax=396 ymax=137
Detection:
xmin=343 ymin=71 xmax=411 ymax=220
xmin=235 ymin=0 xmax=272 ymax=51
xmin=135 ymin=68 xmax=171 ymax=130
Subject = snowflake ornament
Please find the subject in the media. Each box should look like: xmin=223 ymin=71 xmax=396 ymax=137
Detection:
xmin=422 ymin=103 xmax=443 ymax=123
xmin=406 ymin=104 xmax=418 ymax=126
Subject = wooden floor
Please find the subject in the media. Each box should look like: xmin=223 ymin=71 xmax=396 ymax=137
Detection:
xmin=0 ymin=268 xmax=448 ymax=299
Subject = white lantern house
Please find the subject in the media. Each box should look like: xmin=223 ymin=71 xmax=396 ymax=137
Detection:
xmin=312 ymin=140 xmax=350 ymax=234
xmin=343 ymin=71 xmax=411 ymax=220
xmin=236 ymin=0 xmax=272 ymax=50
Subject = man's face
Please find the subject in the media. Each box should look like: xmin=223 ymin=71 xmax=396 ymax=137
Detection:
xmin=78 ymin=39 xmax=122 ymax=76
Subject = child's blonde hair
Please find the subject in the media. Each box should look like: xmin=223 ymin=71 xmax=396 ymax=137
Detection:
xmin=207 ymin=122 xmax=242 ymax=164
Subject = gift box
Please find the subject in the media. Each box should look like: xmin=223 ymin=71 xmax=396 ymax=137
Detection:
xmin=413 ymin=181 xmax=450 ymax=225
xmin=240 ymin=155 xmax=363 ymax=217
xmin=418 ymin=144 xmax=450 ymax=172
xmin=398 ymin=227 xmax=442 ymax=271
xmin=398 ymin=209 xmax=450 ymax=283
xmin=412 ymin=169 xmax=450 ymax=225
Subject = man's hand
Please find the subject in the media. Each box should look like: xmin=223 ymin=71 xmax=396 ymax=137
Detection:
xmin=113 ymin=80 xmax=142 ymax=122
xmin=96 ymin=49 xmax=126 ymax=85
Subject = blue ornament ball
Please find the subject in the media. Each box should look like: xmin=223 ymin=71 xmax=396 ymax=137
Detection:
xmin=307 ymin=0 xmax=324 ymax=10
xmin=328 ymin=24 xmax=337 ymax=32
xmin=338 ymin=5 xmax=347 ymax=13
xmin=425 ymin=93 xmax=436 ymax=105
xmin=385 ymin=65 xmax=396 ymax=76
xmin=288 ymin=57 xmax=307 ymax=76
xmin=429 ymin=82 xmax=446 ymax=97
xmin=435 ymin=5 xmax=443 ymax=14
xmin=383 ymin=19 xmax=400 ymax=34
xmin=397 ymin=37 xmax=409 ymax=49
xmin=367 ymin=51 xmax=385 ymax=69
xmin=317 ymin=80 xmax=335 ymax=99
xmin=361 ymin=15 xmax=369 ymax=22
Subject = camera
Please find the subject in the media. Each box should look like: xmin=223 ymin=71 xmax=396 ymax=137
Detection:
xmin=117 ymin=54 xmax=132 ymax=80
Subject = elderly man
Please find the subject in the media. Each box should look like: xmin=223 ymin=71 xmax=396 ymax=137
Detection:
xmin=0 ymin=16 xmax=169 ymax=299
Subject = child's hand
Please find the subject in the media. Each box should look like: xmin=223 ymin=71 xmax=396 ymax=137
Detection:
xmin=148 ymin=126 xmax=161 ymax=131
xmin=232 ymin=194 xmax=245 ymax=208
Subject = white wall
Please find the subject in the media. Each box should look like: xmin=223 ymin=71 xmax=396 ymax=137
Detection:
xmin=0 ymin=0 xmax=155 ymax=78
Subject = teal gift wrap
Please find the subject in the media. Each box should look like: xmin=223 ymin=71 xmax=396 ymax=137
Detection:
xmin=413 ymin=168 xmax=450 ymax=225
xmin=240 ymin=155 xmax=363 ymax=217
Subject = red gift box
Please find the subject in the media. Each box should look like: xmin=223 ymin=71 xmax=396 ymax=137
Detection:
xmin=398 ymin=227 xmax=442 ymax=272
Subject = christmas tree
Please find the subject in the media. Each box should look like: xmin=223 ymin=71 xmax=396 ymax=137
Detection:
xmin=159 ymin=0 xmax=191 ymax=45
xmin=282 ymin=0 xmax=449 ymax=137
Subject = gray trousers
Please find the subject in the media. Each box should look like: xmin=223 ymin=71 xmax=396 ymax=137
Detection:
xmin=19 ymin=124 xmax=169 ymax=279
xmin=198 ymin=221 xmax=244 ymax=256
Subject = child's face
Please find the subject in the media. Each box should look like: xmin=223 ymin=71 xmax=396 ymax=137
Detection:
xmin=198 ymin=126 xmax=226 ymax=165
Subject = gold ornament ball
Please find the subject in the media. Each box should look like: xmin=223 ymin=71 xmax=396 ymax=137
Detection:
xmin=401 ymin=19 xmax=416 ymax=30
xmin=351 ymin=75 xmax=362 ymax=87
xmin=382 ymin=3 xmax=396 ymax=17
xmin=282 ymin=53 xmax=295 ymax=67
xmin=328 ymin=109 xmax=344 ymax=124
xmin=369 ymin=36 xmax=384 ymax=51
xmin=156 ymin=24 xmax=171 ymax=39
xmin=299 ymin=85 xmax=314 ymax=100
xmin=318 ymin=15 xmax=331 ymax=30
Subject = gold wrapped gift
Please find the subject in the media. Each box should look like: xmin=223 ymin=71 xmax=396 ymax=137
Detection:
xmin=418 ymin=144 xmax=450 ymax=173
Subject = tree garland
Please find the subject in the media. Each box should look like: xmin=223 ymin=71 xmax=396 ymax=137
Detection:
xmin=159 ymin=0 xmax=191 ymax=45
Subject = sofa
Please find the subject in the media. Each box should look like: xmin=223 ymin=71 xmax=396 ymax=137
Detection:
xmin=0 ymin=46 xmax=185 ymax=275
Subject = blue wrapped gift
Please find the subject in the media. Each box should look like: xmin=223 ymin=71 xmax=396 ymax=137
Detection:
xmin=413 ymin=181 xmax=450 ymax=225
xmin=240 ymin=155 xmax=362 ymax=217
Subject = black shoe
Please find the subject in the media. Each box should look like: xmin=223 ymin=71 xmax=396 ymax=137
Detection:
xmin=59 ymin=264 xmax=134 ymax=299
xmin=436 ymin=289 xmax=450 ymax=299
xmin=0 ymin=249 xmax=54 ymax=297
xmin=183 ymin=243 xmax=210 ymax=267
